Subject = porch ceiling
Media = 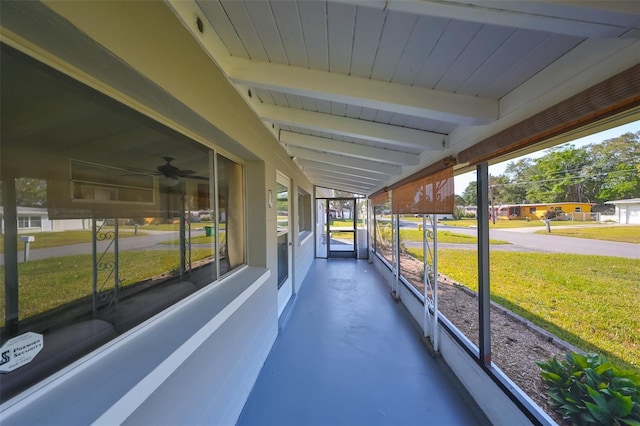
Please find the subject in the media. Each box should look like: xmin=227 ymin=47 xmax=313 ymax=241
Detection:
xmin=170 ymin=0 xmax=640 ymax=195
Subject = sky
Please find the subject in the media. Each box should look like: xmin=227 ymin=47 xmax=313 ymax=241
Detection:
xmin=454 ymin=120 xmax=640 ymax=195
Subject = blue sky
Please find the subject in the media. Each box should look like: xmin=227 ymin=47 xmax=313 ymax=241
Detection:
xmin=454 ymin=120 xmax=640 ymax=195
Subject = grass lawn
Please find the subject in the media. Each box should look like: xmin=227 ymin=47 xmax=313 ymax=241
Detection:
xmin=329 ymin=219 xmax=364 ymax=227
xmin=127 ymin=221 xmax=218 ymax=232
xmin=0 ymin=230 xmax=145 ymax=254
xmin=406 ymin=247 xmax=639 ymax=371
xmin=0 ymin=249 xmax=214 ymax=323
xmin=440 ymin=219 xmax=575 ymax=229
xmin=159 ymin=234 xmax=225 ymax=245
xmin=399 ymin=229 xmax=509 ymax=244
xmin=534 ymin=225 xmax=640 ymax=243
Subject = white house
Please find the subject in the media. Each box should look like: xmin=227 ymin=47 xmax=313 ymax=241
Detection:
xmin=607 ymin=198 xmax=640 ymax=224
xmin=0 ymin=207 xmax=89 ymax=234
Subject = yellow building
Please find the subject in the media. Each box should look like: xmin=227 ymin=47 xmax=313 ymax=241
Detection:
xmin=496 ymin=202 xmax=595 ymax=221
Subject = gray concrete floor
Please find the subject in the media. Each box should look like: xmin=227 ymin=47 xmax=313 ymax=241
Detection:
xmin=237 ymin=259 xmax=489 ymax=426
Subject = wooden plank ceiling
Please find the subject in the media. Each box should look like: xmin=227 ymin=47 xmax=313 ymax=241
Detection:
xmin=170 ymin=0 xmax=640 ymax=195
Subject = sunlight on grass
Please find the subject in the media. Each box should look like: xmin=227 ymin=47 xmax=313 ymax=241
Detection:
xmin=534 ymin=225 xmax=640 ymax=243
xmin=159 ymin=234 xmax=225 ymax=245
xmin=399 ymin=229 xmax=509 ymax=244
xmin=406 ymin=248 xmax=639 ymax=371
xmin=0 ymin=230 xmax=145 ymax=254
xmin=441 ymin=219 xmax=561 ymax=228
xmin=0 ymin=249 xmax=213 ymax=323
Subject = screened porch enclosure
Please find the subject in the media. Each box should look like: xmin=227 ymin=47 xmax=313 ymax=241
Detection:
xmin=315 ymin=195 xmax=368 ymax=259
xmin=1 ymin=1 xmax=638 ymax=425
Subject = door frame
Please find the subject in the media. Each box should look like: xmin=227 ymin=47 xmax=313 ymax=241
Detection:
xmin=276 ymin=172 xmax=293 ymax=317
xmin=317 ymin=197 xmax=358 ymax=259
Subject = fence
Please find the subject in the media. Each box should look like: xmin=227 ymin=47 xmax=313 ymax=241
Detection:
xmin=564 ymin=212 xmax=600 ymax=222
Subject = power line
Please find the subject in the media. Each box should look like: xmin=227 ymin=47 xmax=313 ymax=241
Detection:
xmin=492 ymin=169 xmax=638 ymax=187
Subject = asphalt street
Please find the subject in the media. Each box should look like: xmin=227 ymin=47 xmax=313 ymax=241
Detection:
xmin=406 ymin=223 xmax=640 ymax=259
xmin=1 ymin=228 xmax=208 ymax=265
xmin=3 ymin=223 xmax=638 ymax=265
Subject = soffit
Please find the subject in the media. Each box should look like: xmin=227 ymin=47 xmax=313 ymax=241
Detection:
xmin=172 ymin=0 xmax=639 ymax=195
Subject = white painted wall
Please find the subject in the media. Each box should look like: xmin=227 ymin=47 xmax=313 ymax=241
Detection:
xmin=616 ymin=204 xmax=640 ymax=224
xmin=0 ymin=3 xmax=315 ymax=424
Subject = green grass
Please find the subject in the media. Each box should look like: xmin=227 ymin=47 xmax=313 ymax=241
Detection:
xmin=159 ymin=234 xmax=225 ymax=245
xmin=329 ymin=219 xmax=363 ymax=227
xmin=534 ymin=225 xmax=640 ymax=243
xmin=399 ymin=229 xmax=509 ymax=244
xmin=405 ymin=247 xmax=639 ymax=371
xmin=0 ymin=249 xmax=214 ymax=323
xmin=132 ymin=221 xmax=218 ymax=231
xmin=0 ymin=230 xmax=145 ymax=254
xmin=441 ymin=219 xmax=562 ymax=228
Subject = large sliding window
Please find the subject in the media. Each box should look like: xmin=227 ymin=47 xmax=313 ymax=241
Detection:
xmin=0 ymin=44 xmax=246 ymax=401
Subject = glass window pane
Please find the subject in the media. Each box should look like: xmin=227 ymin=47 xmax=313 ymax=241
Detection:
xmin=217 ymin=154 xmax=245 ymax=274
xmin=0 ymin=45 xmax=245 ymax=401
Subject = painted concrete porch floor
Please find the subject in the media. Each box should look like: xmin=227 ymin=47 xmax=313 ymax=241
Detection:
xmin=237 ymin=259 xmax=489 ymax=426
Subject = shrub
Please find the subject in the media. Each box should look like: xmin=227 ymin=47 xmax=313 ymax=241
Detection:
xmin=538 ymin=352 xmax=640 ymax=425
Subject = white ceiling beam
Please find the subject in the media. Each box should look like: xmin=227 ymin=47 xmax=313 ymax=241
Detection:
xmin=304 ymin=171 xmax=380 ymax=189
xmin=300 ymin=165 xmax=383 ymax=183
xmin=302 ymin=167 xmax=383 ymax=185
xmin=296 ymin=159 xmax=396 ymax=180
xmin=281 ymin=131 xmax=419 ymax=166
xmin=287 ymin=146 xmax=401 ymax=176
xmin=310 ymin=177 xmax=374 ymax=194
xmin=259 ymin=104 xmax=445 ymax=151
xmin=228 ymin=57 xmax=498 ymax=125
xmin=341 ymin=0 xmax=636 ymax=39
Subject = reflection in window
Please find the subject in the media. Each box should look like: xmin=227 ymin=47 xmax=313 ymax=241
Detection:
xmin=276 ymin=181 xmax=288 ymax=288
xmin=0 ymin=45 xmax=245 ymax=401
xmin=373 ymin=203 xmax=393 ymax=265
xmin=297 ymin=188 xmax=312 ymax=237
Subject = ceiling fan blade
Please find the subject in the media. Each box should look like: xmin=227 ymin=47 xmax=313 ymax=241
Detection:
xmin=177 ymin=169 xmax=196 ymax=177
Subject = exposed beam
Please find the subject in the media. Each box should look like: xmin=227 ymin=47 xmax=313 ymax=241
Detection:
xmin=300 ymin=165 xmax=383 ymax=183
xmin=344 ymin=0 xmax=636 ymax=39
xmin=287 ymin=146 xmax=402 ymax=176
xmin=296 ymin=159 xmax=396 ymax=180
xmin=310 ymin=177 xmax=373 ymax=194
xmin=303 ymin=170 xmax=382 ymax=187
xmin=281 ymin=131 xmax=419 ymax=166
xmin=228 ymin=57 xmax=499 ymax=125
xmin=259 ymin=104 xmax=445 ymax=151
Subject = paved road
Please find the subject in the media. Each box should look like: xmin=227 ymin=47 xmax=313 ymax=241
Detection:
xmin=0 ymin=229 xmax=210 ymax=265
xmin=3 ymin=224 xmax=638 ymax=264
xmin=412 ymin=224 xmax=640 ymax=259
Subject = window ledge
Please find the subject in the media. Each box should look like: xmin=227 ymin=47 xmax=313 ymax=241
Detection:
xmin=1 ymin=266 xmax=271 ymax=424
xmin=298 ymin=230 xmax=312 ymax=245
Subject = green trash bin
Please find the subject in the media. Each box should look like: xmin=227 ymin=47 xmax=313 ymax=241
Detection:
xmin=204 ymin=226 xmax=213 ymax=236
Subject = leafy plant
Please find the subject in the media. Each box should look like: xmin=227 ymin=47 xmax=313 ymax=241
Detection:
xmin=538 ymin=352 xmax=640 ymax=425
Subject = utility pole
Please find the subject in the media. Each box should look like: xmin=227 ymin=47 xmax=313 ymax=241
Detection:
xmin=490 ymin=185 xmax=496 ymax=224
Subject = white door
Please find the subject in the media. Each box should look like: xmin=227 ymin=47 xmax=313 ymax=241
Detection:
xmin=276 ymin=173 xmax=293 ymax=316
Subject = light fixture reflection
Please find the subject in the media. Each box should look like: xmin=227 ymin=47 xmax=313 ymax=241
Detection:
xmin=164 ymin=176 xmax=180 ymax=187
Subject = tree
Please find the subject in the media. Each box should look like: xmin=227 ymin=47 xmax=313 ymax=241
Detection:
xmin=500 ymin=158 xmax=534 ymax=204
xmin=526 ymin=145 xmax=590 ymax=203
xmin=454 ymin=195 xmax=466 ymax=206
xmin=15 ymin=178 xmax=48 ymax=207
xmin=461 ymin=181 xmax=477 ymax=206
xmin=456 ymin=130 xmax=639 ymax=207
xmin=587 ymin=131 xmax=640 ymax=202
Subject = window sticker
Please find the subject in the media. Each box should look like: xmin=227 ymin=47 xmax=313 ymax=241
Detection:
xmin=0 ymin=332 xmax=44 ymax=373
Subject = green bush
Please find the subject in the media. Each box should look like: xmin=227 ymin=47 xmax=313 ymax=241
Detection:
xmin=538 ymin=352 xmax=640 ymax=425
